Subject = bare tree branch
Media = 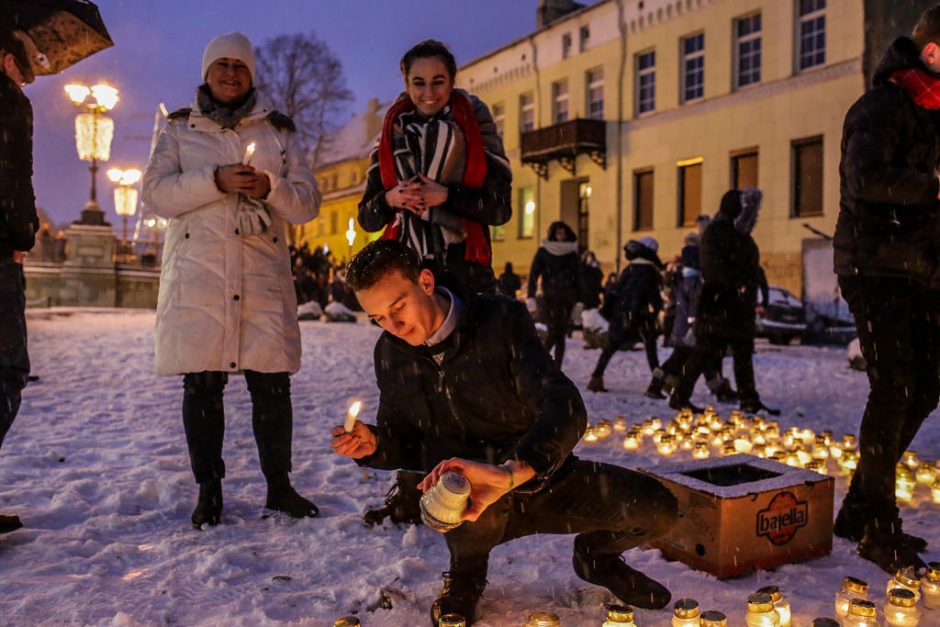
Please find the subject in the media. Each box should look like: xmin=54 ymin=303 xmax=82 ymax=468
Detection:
xmin=255 ymin=33 xmax=353 ymax=167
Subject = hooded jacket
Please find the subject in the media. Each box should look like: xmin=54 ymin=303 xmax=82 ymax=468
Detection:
xmin=834 ymin=37 xmax=940 ymax=284
xmin=527 ymin=221 xmax=584 ymax=303
xmin=143 ymin=89 xmax=320 ymax=375
xmin=357 ymin=294 xmax=587 ymax=491
xmin=0 ymin=72 xmax=38 ymax=259
xmin=696 ymin=190 xmax=763 ymax=339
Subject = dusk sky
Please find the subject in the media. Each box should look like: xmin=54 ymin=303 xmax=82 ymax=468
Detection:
xmin=26 ymin=0 xmax=599 ymax=226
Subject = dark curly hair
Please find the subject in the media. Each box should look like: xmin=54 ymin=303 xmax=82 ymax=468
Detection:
xmin=346 ymin=239 xmax=422 ymax=292
xmin=914 ymin=5 xmax=940 ymax=50
xmin=400 ymin=39 xmax=457 ymax=79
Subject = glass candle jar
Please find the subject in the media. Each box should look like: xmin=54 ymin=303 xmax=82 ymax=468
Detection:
xmin=524 ymin=610 xmax=561 ymax=627
xmin=886 ymin=568 xmax=921 ymax=603
xmin=602 ymin=604 xmax=636 ymax=626
xmin=614 ymin=416 xmax=627 ymax=432
xmin=623 ymin=434 xmax=640 ymax=451
xmin=672 ymin=598 xmax=701 ymax=626
xmin=701 ymin=611 xmax=727 ymax=627
xmin=931 ymin=478 xmax=940 ymax=505
xmin=902 ymin=450 xmax=920 ymax=471
xmin=844 ymin=600 xmax=881 ymax=626
xmin=883 ymin=588 xmax=920 ymax=626
xmin=922 ymin=562 xmax=940 ymax=610
xmin=419 ymin=471 xmax=470 ymax=532
xmin=915 ymin=462 xmax=935 ymax=485
xmin=836 ymin=576 xmax=870 ymax=617
xmin=333 ymin=618 xmax=360 ymax=627
xmin=439 ymin=614 xmax=466 ymax=627
xmin=746 ymin=593 xmax=780 ymax=626
xmin=756 ymin=585 xmax=791 ymax=626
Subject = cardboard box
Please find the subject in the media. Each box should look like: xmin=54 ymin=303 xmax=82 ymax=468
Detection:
xmin=643 ymin=454 xmax=834 ymax=579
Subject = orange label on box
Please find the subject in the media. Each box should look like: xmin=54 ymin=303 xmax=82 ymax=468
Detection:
xmin=757 ymin=491 xmax=808 ymax=546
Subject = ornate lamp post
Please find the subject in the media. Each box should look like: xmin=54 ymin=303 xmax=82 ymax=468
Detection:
xmin=107 ymin=167 xmax=142 ymax=259
xmin=345 ymin=217 xmax=357 ymax=261
xmin=64 ymin=83 xmax=119 ymax=225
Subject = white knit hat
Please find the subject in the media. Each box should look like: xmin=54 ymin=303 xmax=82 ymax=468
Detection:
xmin=201 ymin=32 xmax=255 ymax=82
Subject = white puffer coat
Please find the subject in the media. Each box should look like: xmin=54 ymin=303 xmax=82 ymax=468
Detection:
xmin=143 ymin=92 xmax=320 ymax=376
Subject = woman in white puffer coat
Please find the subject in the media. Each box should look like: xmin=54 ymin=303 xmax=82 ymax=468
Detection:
xmin=143 ymin=32 xmax=321 ymax=529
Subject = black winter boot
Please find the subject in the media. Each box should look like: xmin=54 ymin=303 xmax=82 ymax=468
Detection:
xmin=835 ymin=502 xmax=928 ymax=552
xmin=739 ymin=399 xmax=781 ymax=416
xmin=668 ymin=396 xmax=704 ymax=414
xmin=645 ymin=369 xmax=666 ymax=399
xmin=430 ymin=570 xmax=487 ymax=626
xmin=363 ymin=471 xmax=423 ymax=527
xmin=857 ymin=519 xmax=928 ymax=574
xmin=191 ymin=479 xmax=223 ymax=529
xmin=266 ymin=477 xmax=318 ymax=518
xmin=0 ymin=513 xmax=22 ymax=534
xmin=587 ymin=375 xmax=608 ymax=393
xmin=573 ymin=552 xmax=671 ymax=610
xmin=707 ymin=376 xmax=739 ymax=403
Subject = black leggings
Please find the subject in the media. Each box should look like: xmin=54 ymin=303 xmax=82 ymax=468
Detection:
xmin=182 ymin=370 xmax=293 ymax=484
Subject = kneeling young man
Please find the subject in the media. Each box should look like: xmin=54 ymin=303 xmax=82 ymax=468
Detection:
xmin=331 ymin=240 xmax=678 ymax=625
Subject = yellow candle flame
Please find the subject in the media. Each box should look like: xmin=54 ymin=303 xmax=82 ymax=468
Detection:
xmin=242 ymin=142 xmax=256 ymax=165
xmin=344 ymin=401 xmax=362 ymax=432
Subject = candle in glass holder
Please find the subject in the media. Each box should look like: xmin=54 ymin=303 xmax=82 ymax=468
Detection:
xmin=902 ymin=450 xmax=920 ymax=471
xmin=722 ymin=442 xmax=737 ymax=457
xmin=756 ymin=585 xmax=791 ymax=626
xmin=843 ymin=433 xmax=857 ymax=448
xmin=653 ymin=428 xmax=668 ymax=445
xmin=623 ymin=434 xmax=640 ymax=451
xmin=806 ymin=460 xmax=827 ymax=475
xmin=596 ymin=419 xmax=613 ymax=439
xmin=614 ymin=416 xmax=627 ymax=432
xmin=734 ymin=436 xmax=754 ymax=453
xmin=344 ymin=401 xmax=362 ymax=432
xmin=795 ymin=446 xmax=812 ymax=467
xmin=672 ymin=598 xmax=701 ymax=626
xmin=419 ymin=471 xmax=470 ymax=532
xmin=745 ymin=593 xmax=780 ymax=626
xmin=439 ymin=614 xmax=467 ymax=627
xmin=922 ymin=562 xmax=940 ymax=610
xmin=830 ymin=443 xmax=844 ymax=460
xmin=583 ymin=428 xmax=599 ymax=444
xmin=694 ymin=441 xmax=710 ymax=459
xmin=915 ymin=462 xmax=935 ymax=485
xmin=333 ymin=617 xmax=360 ymax=627
xmin=242 ymin=141 xmax=256 ymax=165
xmin=602 ymin=604 xmax=636 ymax=626
xmin=886 ymin=568 xmax=921 ymax=602
xmin=657 ymin=435 xmax=676 ymax=457
xmin=836 ymin=577 xmax=869 ymax=618
xmin=883 ymin=588 xmax=920 ymax=627
xmin=932 ymin=479 xmax=940 ymax=505
xmin=524 ymin=611 xmax=561 ymax=627
xmin=701 ymin=611 xmax=727 ymax=627
xmin=895 ymin=470 xmax=915 ymax=502
xmin=651 ymin=417 xmax=663 ymax=430
xmin=843 ymin=600 xmax=879 ymax=626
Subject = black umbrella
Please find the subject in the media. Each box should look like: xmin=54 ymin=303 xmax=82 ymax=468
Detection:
xmin=2 ymin=0 xmax=113 ymax=76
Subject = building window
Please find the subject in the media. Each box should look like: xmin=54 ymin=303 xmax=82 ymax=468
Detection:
xmin=491 ymin=224 xmax=505 ymax=242
xmin=553 ymin=80 xmax=569 ymax=124
xmin=519 ymin=186 xmax=536 ymax=238
xmin=735 ymin=13 xmax=762 ymax=88
xmin=351 ymin=170 xmax=360 ymax=185
xmin=798 ymin=0 xmax=826 ymax=71
xmin=492 ymin=102 xmax=505 ymax=140
xmin=579 ymin=25 xmax=590 ymax=52
xmin=792 ymin=136 xmax=823 ymax=217
xmin=586 ymin=68 xmax=604 ymax=120
xmin=520 ymin=92 xmax=535 ymax=134
xmin=633 ymin=169 xmax=654 ymax=231
xmin=330 ymin=211 xmax=339 ymax=235
xmin=681 ymin=33 xmax=705 ymax=103
xmin=730 ymin=149 xmax=759 ymax=190
xmin=678 ymin=159 xmax=703 ymax=226
xmin=636 ymin=50 xmax=656 ymax=115
xmin=562 ymin=32 xmax=572 ymax=59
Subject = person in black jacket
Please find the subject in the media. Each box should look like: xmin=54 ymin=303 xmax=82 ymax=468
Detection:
xmin=332 ymin=240 xmax=677 ymax=626
xmin=495 ymin=261 xmax=521 ymax=298
xmin=669 ymin=190 xmax=776 ymax=416
xmin=526 ymin=221 xmax=584 ymax=367
xmin=580 ymin=250 xmax=604 ymax=310
xmin=830 ymin=8 xmax=940 ymax=574
xmin=0 ymin=30 xmax=37 ymax=536
xmin=588 ymin=237 xmax=663 ymax=393
xmin=357 ymin=40 xmax=511 ymax=295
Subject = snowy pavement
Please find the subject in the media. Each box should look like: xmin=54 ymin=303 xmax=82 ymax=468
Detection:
xmin=0 ymin=310 xmax=937 ymax=626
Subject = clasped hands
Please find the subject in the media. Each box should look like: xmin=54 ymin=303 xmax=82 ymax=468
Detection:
xmin=384 ymin=173 xmax=449 ymax=216
xmin=215 ymin=163 xmax=271 ymax=199
xmin=331 ymin=420 xmax=526 ymax=522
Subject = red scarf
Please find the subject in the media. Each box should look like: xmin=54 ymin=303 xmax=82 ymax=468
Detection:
xmin=378 ymin=91 xmax=491 ymax=265
xmin=890 ymin=68 xmax=940 ymax=110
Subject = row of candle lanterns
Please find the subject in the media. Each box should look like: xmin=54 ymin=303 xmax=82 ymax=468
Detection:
xmin=580 ymin=407 xmax=940 ymax=506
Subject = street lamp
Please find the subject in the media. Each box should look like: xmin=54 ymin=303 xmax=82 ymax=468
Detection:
xmin=345 ymin=217 xmax=357 ymax=260
xmin=65 ymin=82 xmax=119 ymax=225
xmin=107 ymin=167 xmax=142 ymax=245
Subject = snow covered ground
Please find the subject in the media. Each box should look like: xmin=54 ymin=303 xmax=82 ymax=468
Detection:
xmin=0 ymin=310 xmax=937 ymax=626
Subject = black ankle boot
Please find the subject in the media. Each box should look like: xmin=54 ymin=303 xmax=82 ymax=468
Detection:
xmin=668 ymin=396 xmax=704 ymax=414
xmin=266 ymin=479 xmax=318 ymax=518
xmin=430 ymin=570 xmax=487 ymax=626
xmin=192 ymin=479 xmax=223 ymax=529
xmin=572 ymin=552 xmax=671 ymax=610
xmin=0 ymin=513 xmax=22 ymax=534
xmin=363 ymin=471 xmax=423 ymax=527
xmin=645 ymin=369 xmax=666 ymax=399
xmin=739 ymin=399 xmax=781 ymax=416
xmin=857 ymin=520 xmax=928 ymax=574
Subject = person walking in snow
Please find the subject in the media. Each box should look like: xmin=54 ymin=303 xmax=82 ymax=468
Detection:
xmin=526 ymin=221 xmax=584 ymax=368
xmin=668 ymin=189 xmax=775 ymax=416
xmin=358 ymin=39 xmax=511 ymax=295
xmin=143 ymin=32 xmax=321 ymax=529
xmin=831 ymin=6 xmax=940 ymax=574
xmin=496 ymin=261 xmax=521 ymax=298
xmin=587 ymin=237 xmax=662 ymax=393
xmin=580 ymin=250 xmax=604 ymax=311
xmin=332 ymin=240 xmax=678 ymax=626
xmin=0 ymin=29 xmax=38 ymax=535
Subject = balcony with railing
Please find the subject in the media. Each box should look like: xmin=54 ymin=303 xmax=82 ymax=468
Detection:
xmin=520 ymin=118 xmax=607 ymax=178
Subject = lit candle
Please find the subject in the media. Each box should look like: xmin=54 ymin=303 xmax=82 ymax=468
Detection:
xmin=614 ymin=416 xmax=627 ymax=432
xmin=835 ymin=576 xmax=869 ymax=618
xmin=915 ymin=463 xmax=935 ymax=485
xmin=242 ymin=141 xmax=256 ymax=165
xmin=923 ymin=562 xmax=940 ymax=610
xmin=672 ymin=598 xmax=701 ymax=626
xmin=734 ymin=437 xmax=753 ymax=454
xmin=745 ymin=593 xmax=780 ymax=626
xmin=795 ymin=446 xmax=812 ymax=467
xmin=845 ymin=600 xmax=879 ymax=626
xmin=344 ymin=401 xmax=362 ymax=432
xmin=902 ymin=450 xmax=920 ymax=472
xmin=623 ymin=434 xmax=639 ymax=451
xmin=883 ymin=588 xmax=920 ymax=626
xmin=657 ymin=435 xmax=676 ymax=457
xmin=756 ymin=586 xmax=791 ymax=626
xmin=524 ymin=611 xmax=561 ymax=627
xmin=886 ymin=568 xmax=921 ymax=603
xmin=829 ymin=444 xmax=844 ymax=460
xmin=583 ymin=428 xmax=599 ymax=444
xmin=693 ymin=441 xmax=710 ymax=459
xmin=932 ymin=479 xmax=940 ymax=505
xmin=602 ymin=605 xmax=636 ymax=627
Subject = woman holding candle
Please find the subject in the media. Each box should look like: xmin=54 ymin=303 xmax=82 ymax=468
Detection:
xmin=143 ymin=32 xmax=321 ymax=528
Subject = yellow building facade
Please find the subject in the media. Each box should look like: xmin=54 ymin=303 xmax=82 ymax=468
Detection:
xmin=457 ymin=0 xmax=918 ymax=296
